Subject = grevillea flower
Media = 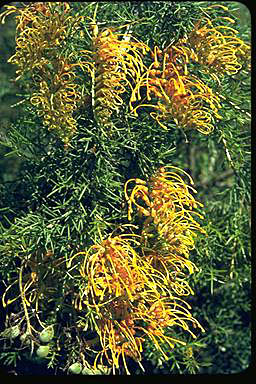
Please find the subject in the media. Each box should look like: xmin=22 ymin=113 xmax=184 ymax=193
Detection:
xmin=81 ymin=17 xmax=149 ymax=130
xmin=93 ymin=306 xmax=145 ymax=374
xmin=0 ymin=2 xmax=84 ymax=143
xmin=134 ymin=296 xmax=205 ymax=354
xmin=129 ymin=4 xmax=250 ymax=134
xmin=130 ymin=46 xmax=222 ymax=134
xmin=67 ymin=167 xmax=206 ymax=373
xmin=68 ymin=231 xmax=152 ymax=373
xmin=184 ymin=4 xmax=251 ymax=78
xmin=123 ymin=167 xmax=206 ymax=367
xmin=74 ymin=231 xmax=162 ymax=309
xmin=29 ymin=58 xmax=82 ymax=142
xmin=90 ymin=287 xmax=205 ymax=373
xmin=125 ymin=166 xmax=204 ymax=227
xmin=124 ymin=166 xmax=206 ymax=279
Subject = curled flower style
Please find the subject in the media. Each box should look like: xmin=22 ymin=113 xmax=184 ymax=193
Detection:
xmin=125 ymin=166 xmax=204 ymax=229
xmin=69 ymin=168 xmax=206 ymax=373
xmin=68 ymin=219 xmax=205 ymax=373
xmin=0 ymin=2 xmax=84 ymax=143
xmin=130 ymin=46 xmax=222 ymax=134
xmin=0 ymin=3 xmax=52 ymax=31
xmin=68 ymin=233 xmax=153 ymax=373
xmin=30 ymin=59 xmax=82 ymax=141
xmin=93 ymin=305 xmax=145 ymax=374
xmin=74 ymin=232 xmax=158 ymax=309
xmin=134 ymin=297 xmax=204 ymax=353
xmin=92 ymin=292 xmax=205 ymax=373
xmin=175 ymin=4 xmax=251 ymax=79
xmin=81 ymin=18 xmax=149 ymax=130
xmin=0 ymin=2 xmax=81 ymax=79
xmin=125 ymin=166 xmax=206 ymax=278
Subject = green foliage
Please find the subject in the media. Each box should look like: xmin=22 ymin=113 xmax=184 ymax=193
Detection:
xmin=0 ymin=351 xmax=21 ymax=368
xmin=0 ymin=1 xmax=250 ymax=375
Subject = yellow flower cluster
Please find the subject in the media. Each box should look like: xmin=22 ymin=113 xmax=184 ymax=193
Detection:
xmin=131 ymin=46 xmax=222 ymax=134
xmin=81 ymin=22 xmax=149 ymax=130
xmin=125 ymin=166 xmax=206 ymax=273
xmin=0 ymin=2 xmax=83 ymax=143
xmin=1 ymin=3 xmax=250 ymax=140
xmin=182 ymin=4 xmax=251 ymax=78
xmin=69 ymin=166 xmax=205 ymax=373
xmin=78 ymin=234 xmax=152 ymax=304
xmin=29 ymin=59 xmax=81 ymax=142
xmin=130 ymin=4 xmax=250 ymax=134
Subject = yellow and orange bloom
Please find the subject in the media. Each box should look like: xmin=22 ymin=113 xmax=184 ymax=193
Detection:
xmin=129 ymin=4 xmax=250 ymax=134
xmin=125 ymin=166 xmax=205 ymax=231
xmin=189 ymin=17 xmax=250 ymax=75
xmin=125 ymin=166 xmax=206 ymax=287
xmin=78 ymin=233 xmax=148 ymax=304
xmin=67 ymin=167 xmax=206 ymax=373
xmin=130 ymin=46 xmax=222 ymax=134
xmin=93 ymin=310 xmax=145 ymax=374
xmin=174 ymin=4 xmax=251 ymax=79
xmin=134 ymin=297 xmax=205 ymax=353
xmin=73 ymin=231 xmax=176 ymax=308
xmin=91 ymin=289 xmax=205 ymax=373
xmin=80 ymin=21 xmax=149 ymax=130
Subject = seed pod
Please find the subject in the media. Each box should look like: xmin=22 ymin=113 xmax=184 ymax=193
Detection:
xmin=81 ymin=367 xmax=95 ymax=375
xmin=82 ymin=365 xmax=110 ymax=375
xmin=68 ymin=362 xmax=82 ymax=374
xmin=36 ymin=345 xmax=50 ymax=358
xmin=39 ymin=326 xmax=54 ymax=343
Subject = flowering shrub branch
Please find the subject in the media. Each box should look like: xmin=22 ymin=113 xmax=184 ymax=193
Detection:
xmin=66 ymin=166 xmax=206 ymax=373
xmin=0 ymin=1 xmax=250 ymax=376
xmin=0 ymin=2 xmax=84 ymax=143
